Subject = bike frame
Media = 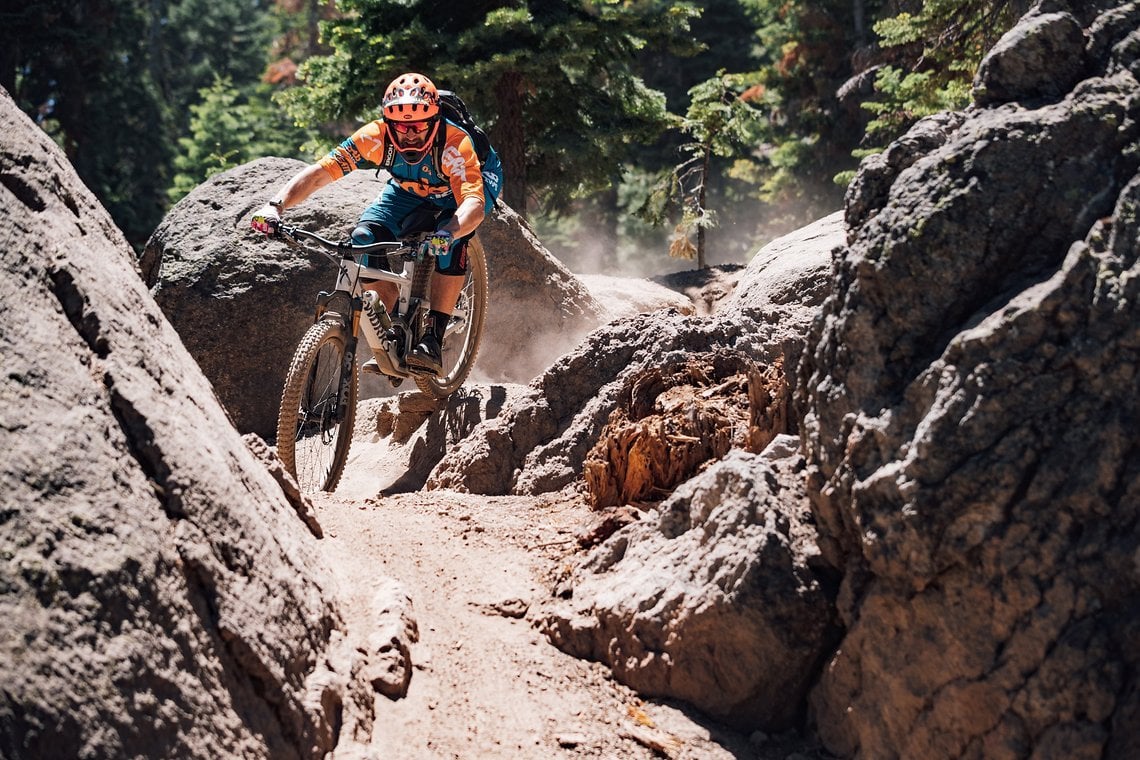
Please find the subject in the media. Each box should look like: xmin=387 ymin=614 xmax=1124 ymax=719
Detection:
xmin=273 ymin=221 xmax=488 ymax=492
xmin=281 ymin=225 xmax=464 ymax=384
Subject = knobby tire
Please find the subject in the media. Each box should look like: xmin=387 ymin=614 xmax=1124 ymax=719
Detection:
xmin=276 ymin=318 xmax=358 ymax=493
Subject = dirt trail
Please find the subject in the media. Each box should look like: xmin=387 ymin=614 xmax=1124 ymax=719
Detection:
xmin=310 ymin=485 xmax=784 ymax=759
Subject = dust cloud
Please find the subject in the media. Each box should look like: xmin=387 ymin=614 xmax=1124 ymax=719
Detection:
xmin=532 ymin=199 xmax=831 ymax=280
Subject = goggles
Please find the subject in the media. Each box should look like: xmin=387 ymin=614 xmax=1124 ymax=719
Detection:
xmin=391 ymin=121 xmax=431 ymax=135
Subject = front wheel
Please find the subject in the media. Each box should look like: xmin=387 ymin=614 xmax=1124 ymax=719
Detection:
xmin=416 ymin=235 xmax=489 ymax=397
xmin=276 ymin=319 xmax=358 ymax=493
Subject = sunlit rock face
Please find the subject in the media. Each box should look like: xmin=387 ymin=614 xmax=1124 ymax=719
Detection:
xmin=528 ymin=215 xmax=841 ymax=729
xmin=429 ymin=212 xmax=840 ymax=496
xmin=0 ymin=87 xmax=400 ymax=759
xmin=800 ymin=1 xmax=1140 ymax=756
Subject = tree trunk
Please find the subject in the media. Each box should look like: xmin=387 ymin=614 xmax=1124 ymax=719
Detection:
xmin=148 ymin=0 xmax=167 ymax=100
xmin=696 ymin=147 xmax=710 ymax=270
xmin=307 ymin=0 xmax=321 ymax=57
xmin=593 ymin=181 xmax=620 ymax=257
xmin=492 ymin=71 xmax=527 ymax=217
xmin=853 ymin=0 xmax=866 ymax=47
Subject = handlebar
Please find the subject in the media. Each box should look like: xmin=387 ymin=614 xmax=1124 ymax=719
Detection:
xmin=275 ymin=223 xmax=429 ymax=262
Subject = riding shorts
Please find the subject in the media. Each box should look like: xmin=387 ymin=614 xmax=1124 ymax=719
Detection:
xmin=352 ymin=151 xmax=503 ymax=275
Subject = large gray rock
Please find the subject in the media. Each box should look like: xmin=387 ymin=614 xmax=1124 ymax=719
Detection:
xmin=144 ymin=157 xmax=370 ymax=439
xmin=143 ymin=158 xmax=606 ymax=439
xmin=972 ymin=10 xmax=1087 ymax=105
xmin=798 ymin=3 xmax=1140 ymax=757
xmin=522 ymin=217 xmax=838 ymax=731
xmin=0 ymin=88 xmax=408 ymax=758
xmin=543 ymin=446 xmax=838 ymax=731
xmin=427 ymin=212 xmax=839 ymax=496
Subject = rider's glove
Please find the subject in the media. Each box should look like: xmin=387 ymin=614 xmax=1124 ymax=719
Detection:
xmin=251 ymin=202 xmax=282 ymax=235
xmin=426 ymin=229 xmax=453 ymax=258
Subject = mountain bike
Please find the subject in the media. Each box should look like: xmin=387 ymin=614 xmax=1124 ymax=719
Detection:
xmin=270 ymin=223 xmax=488 ymax=493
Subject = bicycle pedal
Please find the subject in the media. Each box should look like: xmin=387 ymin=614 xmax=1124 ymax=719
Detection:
xmin=404 ymin=360 xmax=440 ymax=377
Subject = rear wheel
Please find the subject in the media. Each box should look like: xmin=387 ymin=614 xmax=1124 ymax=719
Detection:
xmin=276 ymin=318 xmax=358 ymax=493
xmin=416 ymin=235 xmax=489 ymax=397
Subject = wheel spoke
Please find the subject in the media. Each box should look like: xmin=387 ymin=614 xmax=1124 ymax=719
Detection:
xmin=276 ymin=320 xmax=358 ymax=494
xmin=416 ymin=237 xmax=487 ymax=397
xmin=295 ymin=343 xmax=344 ymax=490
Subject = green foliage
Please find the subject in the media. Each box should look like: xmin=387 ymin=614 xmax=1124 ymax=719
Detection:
xmin=640 ymin=71 xmax=763 ymax=266
xmin=860 ymin=1 xmax=1028 ymax=146
xmin=863 ymin=67 xmax=972 ymax=141
xmin=2 ymin=0 xmax=1036 ymax=264
xmin=682 ymin=74 xmax=764 ymax=156
xmin=280 ymin=0 xmax=701 ymax=212
xmin=874 ymin=11 xmax=924 ymax=47
xmin=2 ymin=0 xmax=278 ymax=246
xmin=159 ymin=0 xmax=276 ymax=110
xmin=3 ymin=1 xmax=167 ymax=244
xmin=637 ymin=0 xmax=762 ymax=117
xmin=742 ymin=0 xmax=863 ymax=222
xmin=169 ymin=77 xmax=317 ymax=202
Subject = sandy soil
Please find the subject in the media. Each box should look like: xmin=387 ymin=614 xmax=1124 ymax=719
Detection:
xmin=311 ymin=476 xmax=825 ymax=759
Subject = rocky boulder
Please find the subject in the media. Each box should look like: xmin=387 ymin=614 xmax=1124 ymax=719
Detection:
xmin=0 ymin=88 xmax=410 ymax=758
xmin=335 ymin=385 xmax=531 ymax=499
xmin=576 ymin=272 xmax=697 ymax=319
xmin=543 ymin=444 xmax=839 ymax=731
xmin=427 ymin=212 xmax=840 ymax=496
xmin=799 ymin=3 xmax=1140 ymax=757
xmin=143 ymin=158 xmax=606 ymax=439
xmin=972 ymin=8 xmax=1087 ymax=106
xmin=520 ymin=215 xmax=838 ymax=732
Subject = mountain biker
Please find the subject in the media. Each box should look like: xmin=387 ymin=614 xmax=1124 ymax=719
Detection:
xmin=251 ymin=72 xmax=504 ymax=376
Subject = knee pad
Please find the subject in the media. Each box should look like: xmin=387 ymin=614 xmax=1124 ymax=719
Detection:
xmin=435 ymin=239 xmax=469 ymax=276
xmin=351 ymin=220 xmax=397 ymax=244
xmin=352 ymin=221 xmax=397 ymax=272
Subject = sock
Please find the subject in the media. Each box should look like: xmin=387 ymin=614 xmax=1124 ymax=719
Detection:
xmin=429 ymin=309 xmax=449 ymax=341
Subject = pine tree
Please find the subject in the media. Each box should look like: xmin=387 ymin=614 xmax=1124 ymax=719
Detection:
xmin=640 ymin=72 xmax=764 ymax=269
xmin=1 ymin=0 xmax=277 ymax=246
xmin=860 ymin=0 xmax=1031 ymax=146
xmin=280 ymin=0 xmax=700 ymax=216
xmin=169 ymin=77 xmax=315 ymax=202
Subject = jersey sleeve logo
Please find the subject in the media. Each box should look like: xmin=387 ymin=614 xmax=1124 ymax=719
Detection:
xmin=357 ymin=130 xmax=383 ymax=152
xmin=327 ymin=147 xmax=353 ymax=174
xmin=343 ymin=140 xmax=364 ymax=165
xmin=441 ymin=145 xmax=468 ymax=182
xmin=481 ymin=170 xmax=501 ymax=194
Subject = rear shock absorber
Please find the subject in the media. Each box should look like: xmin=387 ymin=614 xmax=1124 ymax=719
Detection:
xmin=362 ymin=290 xmax=393 ymax=332
xmin=361 ymin=290 xmax=397 ymax=355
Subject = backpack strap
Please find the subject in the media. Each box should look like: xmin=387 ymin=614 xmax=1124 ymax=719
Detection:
xmin=431 ymin=119 xmax=447 ymax=172
xmin=379 ymin=137 xmax=398 ymax=173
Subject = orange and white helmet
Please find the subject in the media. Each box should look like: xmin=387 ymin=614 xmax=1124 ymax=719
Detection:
xmin=382 ymin=73 xmax=440 ymax=121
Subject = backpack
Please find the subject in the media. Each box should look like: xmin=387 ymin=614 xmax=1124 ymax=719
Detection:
xmin=379 ymin=89 xmax=493 ymax=174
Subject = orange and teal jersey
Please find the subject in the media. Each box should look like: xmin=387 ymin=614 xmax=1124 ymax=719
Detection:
xmin=318 ymin=119 xmax=496 ymax=209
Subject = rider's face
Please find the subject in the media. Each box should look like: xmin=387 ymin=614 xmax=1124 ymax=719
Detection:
xmin=392 ymin=120 xmax=431 ymax=149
